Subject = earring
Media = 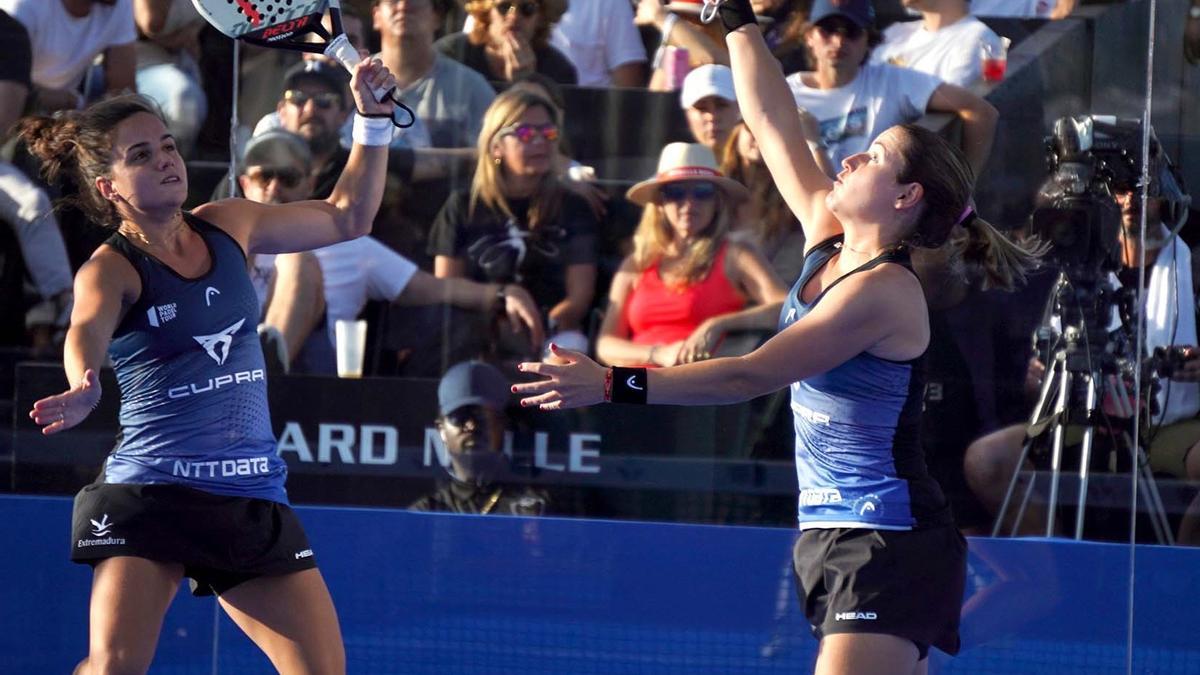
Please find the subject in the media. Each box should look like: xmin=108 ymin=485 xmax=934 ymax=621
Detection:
xmin=494 ymin=156 xmax=502 ymax=166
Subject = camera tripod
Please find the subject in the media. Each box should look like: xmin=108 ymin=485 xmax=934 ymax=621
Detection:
xmin=992 ymin=276 xmax=1175 ymax=543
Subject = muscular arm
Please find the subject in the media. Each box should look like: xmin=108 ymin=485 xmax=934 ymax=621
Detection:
xmin=926 ymin=82 xmax=998 ymax=180
xmin=725 ymin=25 xmax=842 ymax=248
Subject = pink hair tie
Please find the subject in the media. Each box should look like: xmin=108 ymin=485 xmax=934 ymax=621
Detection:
xmin=956 ymin=203 xmax=977 ymax=227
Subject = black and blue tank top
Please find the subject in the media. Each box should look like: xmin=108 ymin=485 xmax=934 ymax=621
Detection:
xmin=779 ymin=235 xmax=950 ymax=530
xmin=103 ymin=212 xmax=287 ymax=503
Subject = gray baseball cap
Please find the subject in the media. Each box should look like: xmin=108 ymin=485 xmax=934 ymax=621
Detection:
xmin=437 ymin=361 xmax=511 ymax=416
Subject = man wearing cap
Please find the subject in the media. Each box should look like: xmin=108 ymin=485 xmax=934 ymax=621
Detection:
xmin=680 ymin=64 xmax=742 ymax=163
xmin=871 ymin=0 xmax=1006 ymax=87
xmin=239 ymin=130 xmax=544 ymax=375
xmin=410 ymin=360 xmax=551 ymax=515
xmin=786 ymin=0 xmax=998 ymax=177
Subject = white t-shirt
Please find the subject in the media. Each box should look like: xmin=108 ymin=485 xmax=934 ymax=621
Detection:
xmin=550 ymin=0 xmax=647 ymax=86
xmin=872 ymin=16 xmax=1003 ymax=87
xmin=0 ymin=0 xmax=136 ymax=90
xmin=254 ymin=236 xmax=418 ymax=342
xmin=970 ymin=0 xmax=1056 ymax=18
xmin=787 ymin=63 xmax=941 ymax=169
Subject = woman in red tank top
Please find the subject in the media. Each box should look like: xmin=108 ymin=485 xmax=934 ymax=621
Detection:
xmin=596 ymin=143 xmax=786 ymax=367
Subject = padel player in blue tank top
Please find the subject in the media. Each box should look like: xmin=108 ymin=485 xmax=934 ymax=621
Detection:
xmin=513 ymin=1 xmax=1042 ymax=669
xmin=24 ymin=55 xmax=399 ymax=673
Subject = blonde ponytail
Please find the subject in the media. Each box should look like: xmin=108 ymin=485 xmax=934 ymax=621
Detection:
xmin=949 ymin=214 xmax=1048 ymax=291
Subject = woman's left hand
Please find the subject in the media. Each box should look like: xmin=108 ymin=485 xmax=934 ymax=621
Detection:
xmin=349 ymin=58 xmax=398 ymax=119
xmin=514 ymin=344 xmax=608 ymax=410
xmin=680 ymin=318 xmax=723 ymax=363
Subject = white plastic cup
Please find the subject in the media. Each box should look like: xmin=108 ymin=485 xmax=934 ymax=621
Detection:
xmin=980 ymin=37 xmax=1011 ymax=83
xmin=334 ymin=319 xmax=367 ymax=378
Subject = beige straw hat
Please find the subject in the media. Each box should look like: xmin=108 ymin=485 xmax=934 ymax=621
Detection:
xmin=626 ymin=142 xmax=749 ymax=206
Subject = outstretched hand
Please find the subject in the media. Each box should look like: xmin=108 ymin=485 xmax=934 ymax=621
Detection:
xmin=350 ymin=58 xmax=398 ymax=118
xmin=512 ymin=344 xmax=608 ymax=410
xmin=29 ymin=368 xmax=101 ymax=436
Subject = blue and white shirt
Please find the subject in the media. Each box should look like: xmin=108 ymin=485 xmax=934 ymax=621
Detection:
xmin=780 ymin=236 xmax=951 ymax=530
xmin=103 ymin=213 xmax=287 ymax=503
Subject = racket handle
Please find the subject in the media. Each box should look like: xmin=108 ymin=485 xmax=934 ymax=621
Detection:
xmin=324 ymin=35 xmax=416 ymax=128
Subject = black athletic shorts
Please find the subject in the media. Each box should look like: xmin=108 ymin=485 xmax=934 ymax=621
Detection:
xmin=70 ymin=482 xmax=317 ymax=596
xmin=792 ymin=525 xmax=966 ymax=660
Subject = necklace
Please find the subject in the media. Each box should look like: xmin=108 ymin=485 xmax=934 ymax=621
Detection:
xmin=120 ymin=212 xmax=185 ymax=248
xmin=838 ymin=240 xmax=901 ymax=257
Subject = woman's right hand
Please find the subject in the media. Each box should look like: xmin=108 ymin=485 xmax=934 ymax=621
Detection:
xmin=28 ymin=368 xmax=101 ymax=436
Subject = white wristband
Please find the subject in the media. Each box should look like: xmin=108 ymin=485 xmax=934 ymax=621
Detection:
xmin=660 ymin=13 xmax=679 ymax=44
xmin=353 ymin=114 xmax=393 ymax=147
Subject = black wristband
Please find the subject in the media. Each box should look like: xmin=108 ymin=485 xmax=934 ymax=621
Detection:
xmin=717 ymin=0 xmax=757 ymax=33
xmin=611 ymin=367 xmax=648 ymax=404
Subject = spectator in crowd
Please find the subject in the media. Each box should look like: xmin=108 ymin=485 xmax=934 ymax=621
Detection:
xmin=243 ymin=60 xmax=461 ymax=207
xmin=637 ymin=0 xmax=741 ymax=90
xmin=435 ymin=0 xmax=578 ymax=86
xmin=965 ymin=184 xmax=1200 ymax=539
xmin=872 ymin=0 xmax=1006 ymax=87
xmin=133 ymin=0 xmax=207 ymax=155
xmin=596 ymin=142 xmax=786 ymax=367
xmin=720 ymin=120 xmax=814 ymax=284
xmin=786 ymin=0 xmax=998 ymax=177
xmin=410 ymin=360 xmax=552 ymax=514
xmin=0 ymin=8 xmax=73 ymax=349
xmin=969 ymin=0 xmax=1075 ymax=19
xmin=0 ymin=0 xmax=137 ymax=111
xmin=756 ymin=0 xmax=812 ymax=74
xmin=373 ymin=0 xmax=496 ymax=149
xmin=254 ymin=30 xmax=434 ymax=153
xmin=549 ymin=0 xmax=646 ymax=87
xmin=429 ymin=89 xmax=598 ymax=361
xmin=241 ymin=130 xmax=545 ymax=374
xmin=680 ymin=65 xmax=742 ymax=163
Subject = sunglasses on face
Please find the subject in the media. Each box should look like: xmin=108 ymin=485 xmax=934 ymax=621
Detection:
xmin=660 ymin=182 xmax=717 ymax=203
xmin=494 ymin=0 xmax=539 ymax=18
xmin=283 ymin=89 xmax=342 ymax=110
xmin=814 ymin=18 xmax=864 ymax=41
xmin=498 ymin=122 xmax=559 ymax=144
xmin=245 ymin=167 xmax=305 ymax=189
xmin=443 ymin=405 xmax=492 ymax=428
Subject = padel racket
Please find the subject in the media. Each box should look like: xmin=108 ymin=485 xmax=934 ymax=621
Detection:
xmin=191 ymin=0 xmax=415 ymax=127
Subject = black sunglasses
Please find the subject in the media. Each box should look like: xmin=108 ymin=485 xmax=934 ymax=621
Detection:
xmin=660 ymin=182 xmax=717 ymax=203
xmin=245 ymin=167 xmax=305 ymax=189
xmin=283 ymin=89 xmax=342 ymax=110
xmin=494 ymin=0 xmax=539 ymax=18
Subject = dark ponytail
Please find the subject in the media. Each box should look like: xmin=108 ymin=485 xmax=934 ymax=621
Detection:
xmin=894 ymin=124 xmax=1045 ymax=291
xmin=15 ymin=94 xmax=166 ymax=230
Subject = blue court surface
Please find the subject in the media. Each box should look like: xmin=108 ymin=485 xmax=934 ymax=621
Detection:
xmin=4 ymin=494 xmax=1199 ymax=673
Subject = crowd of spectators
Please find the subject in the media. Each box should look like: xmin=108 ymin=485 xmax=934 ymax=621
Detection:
xmin=3 ymin=0 xmax=1197 ymax=538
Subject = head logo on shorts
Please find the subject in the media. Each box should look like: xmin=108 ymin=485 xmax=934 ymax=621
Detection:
xmin=853 ymin=494 xmax=883 ymax=516
xmin=193 ymin=318 xmax=246 ymax=366
xmin=90 ymin=514 xmax=114 ymax=537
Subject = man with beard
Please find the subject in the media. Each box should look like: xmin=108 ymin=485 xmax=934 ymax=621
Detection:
xmin=410 ymin=360 xmax=551 ymax=515
xmin=275 ymin=60 xmax=357 ymax=200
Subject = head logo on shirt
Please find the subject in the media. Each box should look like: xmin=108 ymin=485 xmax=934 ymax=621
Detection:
xmin=205 ymin=286 xmax=221 ymax=307
xmin=193 ymin=318 xmax=246 ymax=366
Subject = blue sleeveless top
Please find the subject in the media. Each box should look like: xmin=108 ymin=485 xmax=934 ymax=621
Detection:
xmin=102 ymin=213 xmax=287 ymax=504
xmin=780 ymin=236 xmax=950 ymax=530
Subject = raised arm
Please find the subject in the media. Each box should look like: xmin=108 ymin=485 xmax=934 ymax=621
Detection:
xmin=724 ymin=21 xmax=842 ymax=247
xmin=194 ymin=60 xmax=396 ymax=255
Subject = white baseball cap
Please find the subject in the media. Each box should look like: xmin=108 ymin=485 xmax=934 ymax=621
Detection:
xmin=680 ymin=64 xmax=737 ymax=110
